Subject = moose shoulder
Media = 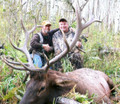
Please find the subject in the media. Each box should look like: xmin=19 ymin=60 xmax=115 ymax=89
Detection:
xmin=20 ymin=68 xmax=115 ymax=104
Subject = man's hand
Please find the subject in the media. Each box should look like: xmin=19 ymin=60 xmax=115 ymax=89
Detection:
xmin=42 ymin=44 xmax=52 ymax=52
xmin=76 ymin=41 xmax=82 ymax=48
xmin=70 ymin=27 xmax=75 ymax=32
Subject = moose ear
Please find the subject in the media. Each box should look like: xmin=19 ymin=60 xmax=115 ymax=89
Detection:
xmin=55 ymin=78 xmax=76 ymax=87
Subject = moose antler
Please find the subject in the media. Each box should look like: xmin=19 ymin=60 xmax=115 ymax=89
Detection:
xmin=1 ymin=1 xmax=101 ymax=72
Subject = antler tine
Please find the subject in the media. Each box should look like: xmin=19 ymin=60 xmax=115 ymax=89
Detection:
xmin=17 ymin=60 xmax=46 ymax=71
xmin=70 ymin=2 xmax=82 ymax=50
xmin=42 ymin=53 xmax=50 ymax=72
xmin=21 ymin=19 xmax=27 ymax=33
xmin=28 ymin=18 xmax=37 ymax=34
xmin=82 ymin=19 xmax=102 ymax=30
xmin=81 ymin=0 xmax=89 ymax=11
xmin=1 ymin=56 xmax=26 ymax=70
xmin=20 ymin=19 xmax=37 ymax=68
xmin=9 ymin=37 xmax=23 ymax=52
xmin=4 ymin=56 xmax=29 ymax=66
xmin=61 ymin=29 xmax=70 ymax=52
xmin=16 ymin=57 xmax=36 ymax=71
xmin=28 ymin=18 xmax=43 ymax=34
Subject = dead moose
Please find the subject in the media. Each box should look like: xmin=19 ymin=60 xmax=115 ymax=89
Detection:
xmin=1 ymin=2 xmax=120 ymax=104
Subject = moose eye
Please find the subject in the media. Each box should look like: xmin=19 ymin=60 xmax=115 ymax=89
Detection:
xmin=37 ymin=86 xmax=45 ymax=96
xmin=40 ymin=86 xmax=45 ymax=91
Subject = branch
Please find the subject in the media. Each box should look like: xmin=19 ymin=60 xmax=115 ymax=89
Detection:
xmin=96 ymin=84 xmax=120 ymax=103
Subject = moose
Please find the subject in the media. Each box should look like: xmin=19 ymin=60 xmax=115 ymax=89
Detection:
xmin=1 ymin=2 xmax=120 ymax=104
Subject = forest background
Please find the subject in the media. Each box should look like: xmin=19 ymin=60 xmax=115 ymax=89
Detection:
xmin=0 ymin=0 xmax=120 ymax=104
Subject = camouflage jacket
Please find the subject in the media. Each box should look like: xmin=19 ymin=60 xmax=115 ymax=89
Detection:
xmin=52 ymin=30 xmax=77 ymax=56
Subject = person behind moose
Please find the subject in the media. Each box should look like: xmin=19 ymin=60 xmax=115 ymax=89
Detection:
xmin=52 ymin=18 xmax=83 ymax=70
xmin=29 ymin=20 xmax=59 ymax=68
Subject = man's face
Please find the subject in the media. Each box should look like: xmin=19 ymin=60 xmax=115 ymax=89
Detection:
xmin=42 ymin=25 xmax=51 ymax=35
xmin=59 ymin=21 xmax=69 ymax=33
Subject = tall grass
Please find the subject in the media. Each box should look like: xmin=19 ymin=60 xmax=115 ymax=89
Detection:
xmin=83 ymin=26 xmax=120 ymax=81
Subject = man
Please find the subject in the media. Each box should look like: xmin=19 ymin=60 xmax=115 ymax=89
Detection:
xmin=52 ymin=18 xmax=83 ymax=70
xmin=29 ymin=20 xmax=59 ymax=68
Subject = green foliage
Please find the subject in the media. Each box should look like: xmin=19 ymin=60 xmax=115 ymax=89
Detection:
xmin=71 ymin=21 xmax=76 ymax=28
xmin=75 ymin=94 xmax=94 ymax=104
xmin=0 ymin=44 xmax=26 ymax=103
xmin=83 ymin=29 xmax=120 ymax=74
xmin=3 ymin=87 xmax=17 ymax=100
xmin=0 ymin=68 xmax=26 ymax=103
xmin=63 ymin=86 xmax=94 ymax=104
xmin=61 ymin=56 xmax=74 ymax=72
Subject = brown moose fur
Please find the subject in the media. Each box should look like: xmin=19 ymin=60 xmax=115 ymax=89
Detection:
xmin=20 ymin=68 xmax=118 ymax=104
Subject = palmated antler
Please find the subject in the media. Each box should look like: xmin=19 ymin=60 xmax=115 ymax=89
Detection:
xmin=1 ymin=1 xmax=101 ymax=72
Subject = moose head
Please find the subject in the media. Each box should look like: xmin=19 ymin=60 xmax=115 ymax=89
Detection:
xmin=2 ymin=1 xmax=118 ymax=104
